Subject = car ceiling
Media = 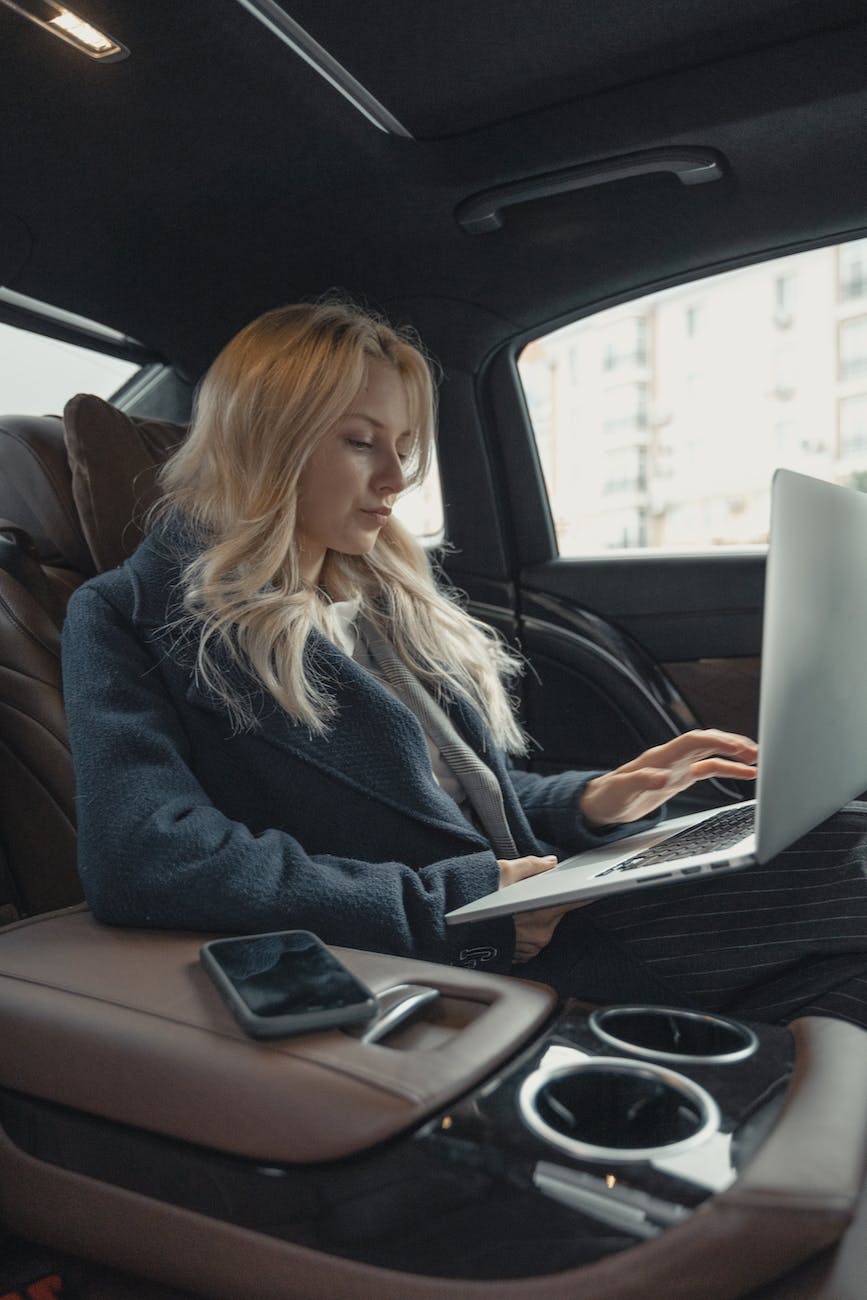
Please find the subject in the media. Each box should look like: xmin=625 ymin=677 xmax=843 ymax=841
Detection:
xmin=1 ymin=0 xmax=866 ymax=376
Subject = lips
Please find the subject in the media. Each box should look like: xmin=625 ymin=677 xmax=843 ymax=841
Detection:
xmin=361 ymin=506 xmax=392 ymax=525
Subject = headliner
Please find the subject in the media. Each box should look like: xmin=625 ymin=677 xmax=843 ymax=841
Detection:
xmin=1 ymin=0 xmax=866 ymax=374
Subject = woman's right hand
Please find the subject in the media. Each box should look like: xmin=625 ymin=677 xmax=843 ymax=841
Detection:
xmin=498 ymin=854 xmax=570 ymax=963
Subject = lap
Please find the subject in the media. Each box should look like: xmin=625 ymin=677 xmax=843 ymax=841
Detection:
xmin=523 ymin=809 xmax=867 ymax=1026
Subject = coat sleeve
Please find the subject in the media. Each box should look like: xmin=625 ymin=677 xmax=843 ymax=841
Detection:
xmin=61 ymin=585 xmax=516 ymax=972
xmin=507 ymin=764 xmax=664 ymax=856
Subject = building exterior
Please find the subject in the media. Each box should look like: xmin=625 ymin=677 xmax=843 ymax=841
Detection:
xmin=519 ymin=238 xmax=867 ymax=553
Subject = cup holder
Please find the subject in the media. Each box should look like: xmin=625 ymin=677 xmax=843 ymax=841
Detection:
xmin=589 ymin=1006 xmax=758 ymax=1065
xmin=519 ymin=1058 xmax=720 ymax=1162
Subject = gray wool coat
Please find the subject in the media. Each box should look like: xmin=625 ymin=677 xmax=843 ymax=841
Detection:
xmin=61 ymin=518 xmax=650 ymax=974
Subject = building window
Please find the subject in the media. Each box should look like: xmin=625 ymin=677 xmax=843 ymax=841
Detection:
xmin=839 ymin=239 xmax=867 ymax=302
xmin=602 ymin=383 xmax=648 ymax=433
xmin=774 ymin=273 xmax=797 ymax=317
xmin=839 ymin=316 xmax=867 ymax=382
xmin=602 ymin=445 xmax=648 ymax=495
xmin=602 ymin=317 xmax=647 ymax=371
xmin=840 ymin=394 xmax=867 ymax=458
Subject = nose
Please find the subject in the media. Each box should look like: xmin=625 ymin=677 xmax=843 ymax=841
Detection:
xmin=375 ymin=445 xmax=407 ymax=497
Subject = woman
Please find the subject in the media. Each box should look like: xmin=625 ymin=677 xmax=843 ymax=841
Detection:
xmin=62 ymin=301 xmax=867 ymax=1020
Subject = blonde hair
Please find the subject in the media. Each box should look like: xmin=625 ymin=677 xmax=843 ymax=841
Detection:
xmin=153 ymin=301 xmax=525 ymax=751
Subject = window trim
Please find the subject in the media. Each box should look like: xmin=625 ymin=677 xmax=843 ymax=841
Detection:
xmin=0 ymin=288 xmax=161 ymax=366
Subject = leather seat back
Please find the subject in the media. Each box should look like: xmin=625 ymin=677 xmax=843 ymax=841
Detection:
xmin=0 ymin=518 xmax=80 ymax=922
xmin=0 ymin=402 xmax=184 ymax=921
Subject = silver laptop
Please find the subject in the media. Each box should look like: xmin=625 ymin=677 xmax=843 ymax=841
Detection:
xmin=447 ymin=468 xmax=867 ymax=926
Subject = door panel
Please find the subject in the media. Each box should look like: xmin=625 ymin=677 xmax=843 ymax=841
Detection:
xmin=663 ymin=656 xmax=761 ymax=743
xmin=521 ymin=554 xmax=765 ymax=662
xmin=516 ymin=556 xmax=765 ymax=808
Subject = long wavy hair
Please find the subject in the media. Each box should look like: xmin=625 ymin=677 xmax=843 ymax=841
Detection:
xmin=152 ymin=300 xmax=525 ymax=750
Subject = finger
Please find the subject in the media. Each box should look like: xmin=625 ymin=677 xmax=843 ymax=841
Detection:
xmin=687 ymin=758 xmax=758 ymax=781
xmin=669 ymin=730 xmax=758 ymax=761
xmin=497 ymin=855 xmax=558 ymax=880
xmin=623 ymin=730 xmax=758 ymax=772
xmin=626 ymin=757 xmax=756 ymax=797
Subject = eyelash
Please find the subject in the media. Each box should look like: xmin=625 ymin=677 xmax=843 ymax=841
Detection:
xmin=347 ymin=437 xmax=409 ymax=463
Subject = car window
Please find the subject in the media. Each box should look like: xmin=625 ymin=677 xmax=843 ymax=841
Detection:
xmin=0 ymin=319 xmax=141 ymax=414
xmin=518 ymin=237 xmax=867 ymax=554
xmin=393 ymin=446 xmax=444 ymax=540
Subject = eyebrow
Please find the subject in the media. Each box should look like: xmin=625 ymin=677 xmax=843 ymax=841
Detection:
xmin=343 ymin=412 xmax=412 ymax=439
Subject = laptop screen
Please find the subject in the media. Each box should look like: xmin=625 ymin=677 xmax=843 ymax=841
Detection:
xmin=755 ymin=469 xmax=867 ymax=861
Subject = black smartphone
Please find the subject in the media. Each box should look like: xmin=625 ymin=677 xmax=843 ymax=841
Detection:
xmin=200 ymin=930 xmax=378 ymax=1039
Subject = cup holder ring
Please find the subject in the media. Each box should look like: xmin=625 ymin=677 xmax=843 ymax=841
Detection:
xmin=519 ymin=1057 xmax=721 ymax=1164
xmin=589 ymin=1005 xmax=759 ymax=1065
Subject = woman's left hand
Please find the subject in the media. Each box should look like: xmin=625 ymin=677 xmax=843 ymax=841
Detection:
xmin=579 ymin=729 xmax=758 ymax=829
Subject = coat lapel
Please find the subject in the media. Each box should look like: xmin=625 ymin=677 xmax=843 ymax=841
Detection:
xmin=183 ymin=633 xmax=488 ymax=843
xmin=127 ymin=519 xmax=507 ymax=848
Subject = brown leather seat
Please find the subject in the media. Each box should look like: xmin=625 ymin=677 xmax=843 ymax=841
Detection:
xmin=0 ymin=400 xmax=184 ymax=922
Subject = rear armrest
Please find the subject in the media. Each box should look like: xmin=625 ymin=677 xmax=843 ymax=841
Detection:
xmin=0 ymin=906 xmax=555 ymax=1162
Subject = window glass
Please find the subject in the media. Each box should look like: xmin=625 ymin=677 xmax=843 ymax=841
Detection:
xmin=839 ymin=316 xmax=867 ymax=382
xmin=839 ymin=239 xmax=867 ymax=302
xmin=0 ymin=320 xmax=140 ymax=414
xmin=394 ymin=443 xmax=444 ymax=540
xmin=518 ymin=238 xmax=867 ymax=553
xmin=840 ymin=394 xmax=867 ymax=461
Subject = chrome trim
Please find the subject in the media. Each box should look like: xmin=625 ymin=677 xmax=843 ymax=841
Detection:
xmin=588 ymin=1006 xmax=758 ymax=1065
xmin=519 ymin=1057 xmax=720 ymax=1164
xmin=234 ymin=0 xmax=412 ymax=138
xmin=360 ymin=983 xmax=440 ymax=1044
xmin=0 ymin=288 xmax=138 ymax=347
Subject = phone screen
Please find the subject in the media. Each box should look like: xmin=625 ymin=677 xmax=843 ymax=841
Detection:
xmin=203 ymin=930 xmax=375 ymax=1019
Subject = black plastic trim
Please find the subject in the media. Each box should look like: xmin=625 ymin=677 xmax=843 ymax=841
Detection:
xmin=456 ymin=148 xmax=725 ymax=234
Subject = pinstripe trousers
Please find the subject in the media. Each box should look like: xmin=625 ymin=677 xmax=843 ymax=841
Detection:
xmin=520 ymin=806 xmax=867 ymax=1030
xmin=348 ymin=618 xmax=867 ymax=1029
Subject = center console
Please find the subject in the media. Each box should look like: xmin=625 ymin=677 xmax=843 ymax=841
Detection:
xmin=1 ymin=907 xmax=865 ymax=1300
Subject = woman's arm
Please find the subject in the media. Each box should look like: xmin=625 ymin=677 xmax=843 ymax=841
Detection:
xmin=62 ymin=585 xmax=515 ymax=971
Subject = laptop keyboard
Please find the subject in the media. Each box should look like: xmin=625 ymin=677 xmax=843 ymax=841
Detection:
xmin=595 ymin=804 xmax=756 ymax=877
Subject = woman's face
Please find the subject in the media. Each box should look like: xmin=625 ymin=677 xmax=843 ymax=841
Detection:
xmin=295 ymin=358 xmax=412 ymax=585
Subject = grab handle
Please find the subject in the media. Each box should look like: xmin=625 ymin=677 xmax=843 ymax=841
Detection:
xmin=456 ymin=147 xmax=725 ymax=234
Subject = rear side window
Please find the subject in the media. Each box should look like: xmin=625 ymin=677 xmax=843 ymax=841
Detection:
xmin=394 ymin=445 xmax=445 ymax=540
xmin=0 ymin=319 xmax=141 ymax=413
xmin=518 ymin=237 xmax=867 ymax=553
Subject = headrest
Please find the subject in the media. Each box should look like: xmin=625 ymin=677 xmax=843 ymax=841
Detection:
xmin=0 ymin=413 xmax=93 ymax=573
xmin=0 ymin=398 xmax=187 ymax=575
xmin=63 ymin=395 xmax=186 ymax=572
